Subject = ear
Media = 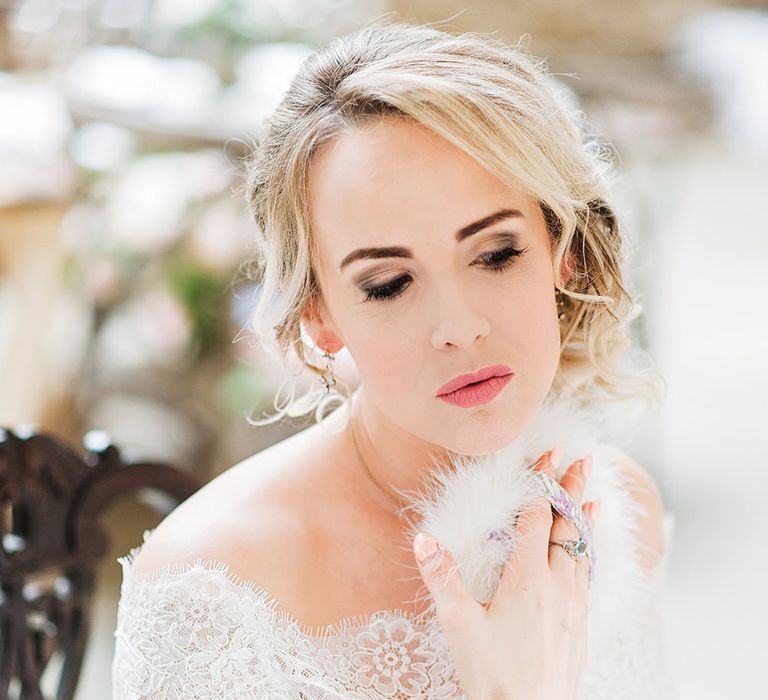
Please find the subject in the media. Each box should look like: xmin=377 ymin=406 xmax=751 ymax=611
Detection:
xmin=301 ymin=295 xmax=345 ymax=354
xmin=559 ymin=252 xmax=577 ymax=286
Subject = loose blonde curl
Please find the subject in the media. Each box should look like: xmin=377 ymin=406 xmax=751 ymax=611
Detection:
xmin=242 ymin=19 xmax=665 ymax=427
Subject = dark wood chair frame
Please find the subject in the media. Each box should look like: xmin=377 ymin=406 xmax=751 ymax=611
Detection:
xmin=0 ymin=426 xmax=200 ymax=700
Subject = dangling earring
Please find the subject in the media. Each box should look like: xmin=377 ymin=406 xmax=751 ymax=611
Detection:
xmin=314 ymin=347 xmax=351 ymax=426
xmin=555 ymin=288 xmax=569 ymax=324
xmin=320 ymin=348 xmax=337 ymax=394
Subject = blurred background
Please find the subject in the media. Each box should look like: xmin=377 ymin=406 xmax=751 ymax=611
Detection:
xmin=0 ymin=0 xmax=766 ymax=697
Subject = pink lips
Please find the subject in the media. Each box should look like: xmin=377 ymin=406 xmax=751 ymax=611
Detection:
xmin=436 ymin=364 xmax=514 ymax=408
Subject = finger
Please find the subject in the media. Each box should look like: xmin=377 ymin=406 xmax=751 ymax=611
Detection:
xmin=559 ymin=454 xmax=592 ymax=505
xmin=548 ymin=499 xmax=586 ymax=576
xmin=533 ymin=446 xmax=571 ymax=547
xmin=413 ymin=533 xmax=482 ymax=624
xmin=574 ymin=501 xmax=599 ymax=597
xmin=547 ymin=454 xmax=592 ymax=578
xmin=532 ymin=446 xmax=560 ymax=479
xmin=522 ymin=447 xmax=564 ymax=567
xmin=498 ymin=493 xmax=552 ymax=594
xmin=533 ymin=447 xmax=580 ymax=520
xmin=500 ymin=447 xmax=568 ymax=592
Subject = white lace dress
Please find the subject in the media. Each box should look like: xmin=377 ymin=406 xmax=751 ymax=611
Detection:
xmin=112 ymin=531 xmax=462 ymax=699
xmin=112 ymin=518 xmax=674 ymax=699
xmin=112 ymin=399 xmax=677 ymax=699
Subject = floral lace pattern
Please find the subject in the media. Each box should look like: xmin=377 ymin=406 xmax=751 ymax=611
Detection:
xmin=113 ymin=513 xmax=675 ymax=700
xmin=112 ymin=532 xmax=463 ymax=699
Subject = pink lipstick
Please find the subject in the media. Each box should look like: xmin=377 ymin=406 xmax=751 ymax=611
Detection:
xmin=436 ymin=364 xmax=514 ymax=408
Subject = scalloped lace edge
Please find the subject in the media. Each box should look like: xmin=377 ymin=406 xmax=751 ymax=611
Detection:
xmin=117 ymin=527 xmax=436 ymax=642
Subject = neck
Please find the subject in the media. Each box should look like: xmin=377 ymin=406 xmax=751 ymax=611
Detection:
xmin=325 ymin=385 xmax=456 ymax=521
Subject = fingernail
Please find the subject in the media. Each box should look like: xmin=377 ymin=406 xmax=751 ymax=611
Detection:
xmin=592 ymin=499 xmax=601 ymax=520
xmin=582 ymin=454 xmax=593 ymax=478
xmin=414 ymin=532 xmax=439 ymax=563
xmin=549 ymin=445 xmax=562 ymax=470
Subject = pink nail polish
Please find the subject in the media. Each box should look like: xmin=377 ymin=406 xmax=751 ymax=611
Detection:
xmin=414 ymin=533 xmax=439 ymax=563
xmin=550 ymin=445 xmax=562 ymax=470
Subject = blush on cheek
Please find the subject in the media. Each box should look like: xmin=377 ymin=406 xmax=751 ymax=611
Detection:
xmin=357 ymin=348 xmax=409 ymax=396
xmin=377 ymin=361 xmax=403 ymax=388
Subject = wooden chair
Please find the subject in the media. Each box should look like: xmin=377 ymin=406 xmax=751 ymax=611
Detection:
xmin=0 ymin=426 xmax=201 ymax=700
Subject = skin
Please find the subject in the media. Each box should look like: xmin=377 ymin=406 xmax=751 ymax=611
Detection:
xmin=302 ymin=116 xmax=575 ymax=515
xmin=129 ymin=115 xmax=664 ymax=663
xmin=414 ymin=448 xmax=594 ymax=700
xmin=300 ymin=119 xmax=596 ymax=695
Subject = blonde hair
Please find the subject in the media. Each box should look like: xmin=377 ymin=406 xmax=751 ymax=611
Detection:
xmin=243 ymin=19 xmax=665 ymax=427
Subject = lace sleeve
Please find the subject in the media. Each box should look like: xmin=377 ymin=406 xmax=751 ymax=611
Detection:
xmin=579 ymin=511 xmax=678 ymax=700
xmin=111 ymin=539 xmax=351 ymax=699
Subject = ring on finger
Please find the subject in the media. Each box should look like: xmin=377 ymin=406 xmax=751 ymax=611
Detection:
xmin=548 ymin=536 xmax=589 ymax=562
xmin=537 ymin=471 xmax=597 ymax=584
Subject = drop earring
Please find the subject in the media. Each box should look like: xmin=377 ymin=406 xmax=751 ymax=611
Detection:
xmin=314 ymin=347 xmax=351 ymax=425
xmin=320 ymin=349 xmax=337 ymax=394
xmin=556 ymin=288 xmax=569 ymax=324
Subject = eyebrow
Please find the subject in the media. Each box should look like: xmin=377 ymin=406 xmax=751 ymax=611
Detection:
xmin=338 ymin=207 xmax=524 ymax=272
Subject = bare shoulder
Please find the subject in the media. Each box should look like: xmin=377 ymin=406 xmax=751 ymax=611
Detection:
xmin=128 ymin=425 xmax=337 ymax=612
xmin=603 ymin=445 xmax=667 ymax=572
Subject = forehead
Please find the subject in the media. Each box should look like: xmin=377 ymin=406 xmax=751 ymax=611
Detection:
xmin=307 ymin=118 xmax=535 ymax=256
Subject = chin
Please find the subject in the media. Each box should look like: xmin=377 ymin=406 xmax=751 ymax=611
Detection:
xmin=436 ymin=418 xmax=526 ymax=457
xmin=436 ymin=393 xmax=548 ymax=456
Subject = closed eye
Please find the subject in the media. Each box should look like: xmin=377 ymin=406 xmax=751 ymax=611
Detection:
xmin=477 ymin=245 xmax=527 ymax=272
xmin=360 ymin=245 xmax=528 ymax=303
xmin=360 ymin=274 xmax=411 ymax=303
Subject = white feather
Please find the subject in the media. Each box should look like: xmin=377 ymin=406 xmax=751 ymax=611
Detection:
xmin=398 ymin=392 xmax=675 ymax=697
xmin=403 ymin=393 xmax=608 ymax=604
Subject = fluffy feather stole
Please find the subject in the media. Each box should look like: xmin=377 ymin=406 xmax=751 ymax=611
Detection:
xmin=399 ymin=393 xmax=675 ymax=698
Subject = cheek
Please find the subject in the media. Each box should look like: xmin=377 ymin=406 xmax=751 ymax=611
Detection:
xmin=499 ymin=280 xmax=560 ymax=369
xmin=347 ymin=330 xmax=414 ymax=390
xmin=517 ymin=294 xmax=558 ymax=342
xmin=532 ymin=309 xmax=562 ymax=379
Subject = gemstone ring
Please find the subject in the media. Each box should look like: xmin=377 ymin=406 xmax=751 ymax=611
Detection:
xmin=549 ymin=536 xmax=588 ymax=561
xmin=535 ymin=470 xmax=597 ymax=585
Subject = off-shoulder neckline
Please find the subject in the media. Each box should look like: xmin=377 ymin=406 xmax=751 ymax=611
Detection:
xmin=117 ymin=528 xmax=435 ymax=642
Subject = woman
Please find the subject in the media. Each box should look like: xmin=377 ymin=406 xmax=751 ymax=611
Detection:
xmin=112 ymin=20 xmax=674 ymax=699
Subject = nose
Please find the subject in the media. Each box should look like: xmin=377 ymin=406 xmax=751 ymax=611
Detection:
xmin=430 ymin=286 xmax=492 ymax=350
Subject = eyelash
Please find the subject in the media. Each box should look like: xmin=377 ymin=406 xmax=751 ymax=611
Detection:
xmin=361 ymin=245 xmax=528 ymax=303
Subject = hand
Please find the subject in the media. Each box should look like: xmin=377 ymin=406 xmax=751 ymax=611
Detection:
xmin=413 ymin=447 xmax=599 ymax=700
